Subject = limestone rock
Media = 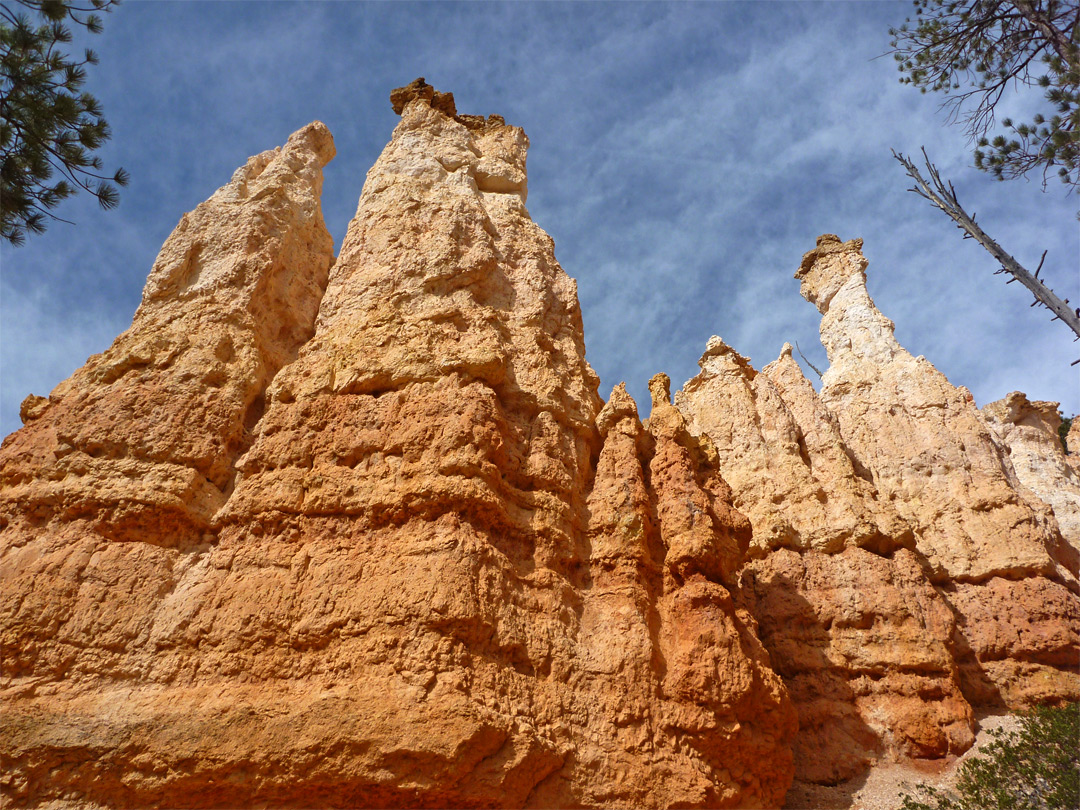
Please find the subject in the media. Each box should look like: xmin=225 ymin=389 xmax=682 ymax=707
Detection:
xmin=578 ymin=383 xmax=796 ymax=807
xmin=796 ymin=234 xmax=1070 ymax=586
xmin=675 ymin=337 xmax=907 ymax=556
xmin=4 ymin=85 xmax=1078 ymax=809
xmin=1 ymin=89 xmax=796 ymax=809
xmin=982 ymin=392 xmax=1080 ymax=558
xmin=1 ymin=121 xmax=335 ymax=543
xmin=0 ymin=121 xmax=335 ymax=693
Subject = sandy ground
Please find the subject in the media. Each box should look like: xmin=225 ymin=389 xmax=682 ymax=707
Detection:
xmin=783 ymin=713 xmax=1022 ymax=810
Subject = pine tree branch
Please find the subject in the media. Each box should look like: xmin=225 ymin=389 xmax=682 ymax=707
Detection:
xmin=1011 ymin=0 xmax=1078 ymax=66
xmin=893 ymin=148 xmax=1080 ymax=351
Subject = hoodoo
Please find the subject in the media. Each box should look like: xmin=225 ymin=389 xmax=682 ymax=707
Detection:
xmin=2 ymin=84 xmax=1077 ymax=809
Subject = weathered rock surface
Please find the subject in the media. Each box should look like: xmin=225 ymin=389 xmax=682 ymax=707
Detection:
xmin=1 ymin=121 xmax=335 ymax=690
xmin=3 ymin=87 xmax=1079 ymax=810
xmin=982 ymin=392 xmax=1080 ymax=556
xmin=676 ymin=337 xmax=905 ymax=557
xmin=3 ymin=122 xmax=334 ymax=543
xmin=1 ymin=86 xmax=796 ymax=809
xmin=739 ymin=547 xmax=973 ymax=785
xmin=674 ymin=339 xmax=971 ymax=785
xmin=791 ymin=235 xmax=1080 ymax=714
xmin=795 ymin=235 xmax=1071 ymax=586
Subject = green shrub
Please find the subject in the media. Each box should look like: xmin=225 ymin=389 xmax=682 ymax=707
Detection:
xmin=899 ymin=702 xmax=1079 ymax=810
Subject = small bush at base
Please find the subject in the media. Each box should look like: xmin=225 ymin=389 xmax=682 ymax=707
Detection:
xmin=899 ymin=702 xmax=1079 ymax=810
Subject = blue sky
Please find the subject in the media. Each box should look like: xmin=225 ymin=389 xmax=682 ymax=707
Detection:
xmin=2 ymin=0 xmax=1077 ymax=439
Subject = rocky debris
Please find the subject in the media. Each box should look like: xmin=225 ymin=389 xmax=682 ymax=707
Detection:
xmin=2 ymin=87 xmax=1079 ymax=810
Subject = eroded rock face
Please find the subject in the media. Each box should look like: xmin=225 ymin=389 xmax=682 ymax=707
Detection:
xmin=793 ymin=234 xmax=1080 ymax=713
xmin=796 ymin=235 xmax=1070 ymax=586
xmin=1 ymin=122 xmax=336 ymax=689
xmin=3 ymin=122 xmax=335 ymax=543
xmin=676 ymin=338 xmax=905 ymax=557
xmin=739 ymin=547 xmax=973 ymax=785
xmin=3 ymin=87 xmax=1078 ymax=809
xmin=674 ymin=338 xmax=971 ymax=784
xmin=1 ymin=87 xmax=796 ymax=809
xmin=577 ymin=381 xmax=795 ymax=807
xmin=982 ymin=392 xmax=1080 ymax=557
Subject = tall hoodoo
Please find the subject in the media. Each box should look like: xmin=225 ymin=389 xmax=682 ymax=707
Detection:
xmin=3 ymin=122 xmax=335 ymax=542
xmin=795 ymin=234 xmax=1079 ymax=708
xmin=795 ymin=234 xmax=1069 ymax=585
xmin=1 ymin=83 xmax=796 ymax=809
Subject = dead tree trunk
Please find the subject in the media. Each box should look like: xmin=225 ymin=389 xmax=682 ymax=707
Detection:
xmin=894 ymin=148 xmax=1080 ymax=359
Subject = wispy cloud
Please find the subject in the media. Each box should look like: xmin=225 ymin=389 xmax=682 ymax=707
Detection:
xmin=3 ymin=1 xmax=1076 ymax=440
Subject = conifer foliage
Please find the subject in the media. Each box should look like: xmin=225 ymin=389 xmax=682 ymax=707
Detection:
xmin=891 ymin=0 xmax=1080 ymax=190
xmin=1 ymin=0 xmax=127 ymax=246
xmin=899 ymin=702 xmax=1080 ymax=810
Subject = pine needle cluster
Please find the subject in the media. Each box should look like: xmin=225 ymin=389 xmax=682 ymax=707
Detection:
xmin=899 ymin=702 xmax=1080 ymax=810
xmin=890 ymin=0 xmax=1079 ymax=191
xmin=1 ymin=0 xmax=127 ymax=246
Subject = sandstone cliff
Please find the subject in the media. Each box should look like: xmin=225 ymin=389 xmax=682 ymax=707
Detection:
xmin=1 ymin=83 xmax=795 ymax=809
xmin=2 ymin=85 xmax=1078 ymax=810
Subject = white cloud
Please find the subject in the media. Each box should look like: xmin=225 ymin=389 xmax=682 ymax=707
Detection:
xmin=3 ymin=1 xmax=1076 ymax=442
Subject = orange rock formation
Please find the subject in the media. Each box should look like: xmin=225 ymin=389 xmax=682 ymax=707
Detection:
xmin=2 ymin=85 xmax=1077 ymax=809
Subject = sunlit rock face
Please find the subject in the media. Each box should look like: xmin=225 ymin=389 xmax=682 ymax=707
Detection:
xmin=2 ymin=83 xmax=1078 ymax=809
xmin=3 ymin=122 xmax=335 ymax=546
xmin=1068 ymin=418 xmax=1080 ymax=470
xmin=674 ymin=338 xmax=971 ymax=785
xmin=792 ymin=235 xmax=1079 ymax=714
xmin=796 ymin=235 xmax=1071 ymax=586
xmin=982 ymin=392 xmax=1080 ymax=558
xmin=0 ymin=84 xmax=796 ymax=810
xmin=1 ymin=121 xmax=336 ymax=688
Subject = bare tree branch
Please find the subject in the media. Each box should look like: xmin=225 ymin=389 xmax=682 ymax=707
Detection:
xmin=893 ymin=148 xmax=1080 ymax=355
xmin=795 ymin=341 xmax=824 ymax=380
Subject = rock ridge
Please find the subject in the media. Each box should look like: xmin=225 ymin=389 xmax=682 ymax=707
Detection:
xmin=2 ymin=86 xmax=1078 ymax=809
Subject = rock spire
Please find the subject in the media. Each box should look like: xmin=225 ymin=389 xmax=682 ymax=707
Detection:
xmin=2 ymin=89 xmax=1078 ymax=810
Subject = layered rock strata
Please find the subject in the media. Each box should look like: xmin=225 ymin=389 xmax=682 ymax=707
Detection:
xmin=3 ymin=85 xmax=1079 ymax=810
xmin=1 ymin=86 xmax=795 ymax=809
xmin=675 ymin=340 xmax=972 ymax=784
